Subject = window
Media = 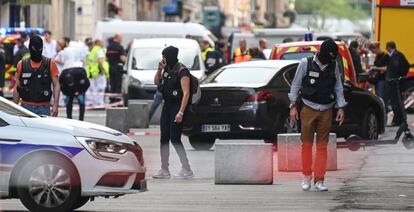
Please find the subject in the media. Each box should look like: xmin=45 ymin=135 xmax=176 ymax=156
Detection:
xmin=132 ymin=47 xmax=200 ymax=70
xmin=204 ymin=67 xmax=278 ymax=85
xmin=281 ymin=52 xmax=315 ymax=60
xmin=0 ymin=118 xmax=8 ymax=127
xmin=0 ymin=98 xmax=39 ymax=118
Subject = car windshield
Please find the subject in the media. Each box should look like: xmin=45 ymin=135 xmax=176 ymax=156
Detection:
xmin=281 ymin=52 xmax=315 ymax=60
xmin=131 ymin=47 xmax=200 ymax=70
xmin=0 ymin=97 xmax=39 ymax=118
xmin=204 ymin=67 xmax=277 ymax=84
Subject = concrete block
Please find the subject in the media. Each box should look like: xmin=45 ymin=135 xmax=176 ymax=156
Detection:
xmin=106 ymin=107 xmax=128 ymax=132
xmin=127 ymin=101 xmax=149 ymax=129
xmin=215 ymin=143 xmax=273 ymax=184
xmin=129 ymin=100 xmax=162 ymax=125
xmin=277 ymin=133 xmax=337 ymax=172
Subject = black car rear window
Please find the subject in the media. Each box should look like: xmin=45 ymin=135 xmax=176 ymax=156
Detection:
xmin=205 ymin=67 xmax=277 ymax=84
xmin=281 ymin=52 xmax=315 ymax=60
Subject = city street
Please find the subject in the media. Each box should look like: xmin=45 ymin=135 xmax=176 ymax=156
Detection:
xmin=1 ymin=110 xmax=414 ymax=211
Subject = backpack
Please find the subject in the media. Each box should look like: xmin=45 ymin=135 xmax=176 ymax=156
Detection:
xmin=178 ymin=64 xmax=201 ymax=104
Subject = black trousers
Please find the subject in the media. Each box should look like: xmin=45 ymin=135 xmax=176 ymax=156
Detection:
xmin=109 ymin=65 xmax=123 ymax=103
xmin=66 ymin=94 xmax=86 ymax=121
xmin=160 ymin=100 xmax=190 ymax=170
xmin=388 ymin=80 xmax=407 ymax=125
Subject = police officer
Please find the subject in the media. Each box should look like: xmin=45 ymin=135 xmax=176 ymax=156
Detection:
xmin=106 ymin=33 xmax=126 ymax=103
xmin=201 ymin=39 xmax=225 ymax=75
xmin=289 ymin=39 xmax=346 ymax=192
xmin=13 ymin=35 xmax=61 ymax=116
xmin=153 ymin=46 xmax=193 ymax=179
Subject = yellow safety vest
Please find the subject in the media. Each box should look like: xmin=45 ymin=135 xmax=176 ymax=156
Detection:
xmin=86 ymin=46 xmax=109 ymax=79
xmin=233 ymin=47 xmax=251 ymax=63
xmin=202 ymin=47 xmax=214 ymax=61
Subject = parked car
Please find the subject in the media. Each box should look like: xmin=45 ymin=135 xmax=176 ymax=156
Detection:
xmin=0 ymin=97 xmax=146 ymax=211
xmin=183 ymin=60 xmax=386 ymax=150
xmin=122 ymin=38 xmax=206 ymax=103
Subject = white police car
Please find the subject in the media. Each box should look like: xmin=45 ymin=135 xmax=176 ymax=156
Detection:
xmin=0 ymin=97 xmax=146 ymax=212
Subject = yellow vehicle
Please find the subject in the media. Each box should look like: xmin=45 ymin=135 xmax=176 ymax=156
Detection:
xmin=374 ymin=0 xmax=414 ymax=111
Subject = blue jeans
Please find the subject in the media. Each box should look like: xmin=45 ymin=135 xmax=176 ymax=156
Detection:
xmin=149 ymin=91 xmax=163 ymax=120
xmin=23 ymin=105 xmax=50 ymax=116
xmin=65 ymin=94 xmax=86 ymax=121
xmin=375 ymin=79 xmax=390 ymax=112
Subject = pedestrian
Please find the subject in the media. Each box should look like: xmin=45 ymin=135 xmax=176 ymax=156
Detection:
xmin=0 ymin=43 xmax=5 ymax=97
xmin=233 ymin=39 xmax=251 ymax=63
xmin=258 ymin=38 xmax=268 ymax=59
xmin=289 ymin=39 xmax=346 ymax=191
xmin=201 ymin=39 xmax=225 ymax=75
xmin=59 ymin=67 xmax=90 ymax=121
xmin=13 ymin=35 xmax=61 ymax=116
xmin=153 ymin=46 xmax=194 ymax=179
xmin=249 ymin=47 xmax=264 ymax=61
xmin=349 ymin=41 xmax=364 ymax=77
xmin=86 ymin=39 xmax=109 ymax=107
xmin=42 ymin=30 xmax=57 ymax=58
xmin=106 ymin=33 xmax=127 ymax=103
xmin=368 ymin=42 xmax=390 ymax=112
xmin=385 ymin=41 xmax=410 ymax=126
xmin=13 ymin=38 xmax=30 ymax=67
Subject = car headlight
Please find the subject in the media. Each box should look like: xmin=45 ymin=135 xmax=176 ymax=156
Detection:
xmin=129 ymin=77 xmax=141 ymax=87
xmin=76 ymin=137 xmax=128 ymax=161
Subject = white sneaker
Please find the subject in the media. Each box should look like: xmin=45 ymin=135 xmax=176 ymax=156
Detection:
xmin=314 ymin=181 xmax=328 ymax=191
xmin=173 ymin=168 xmax=194 ymax=179
xmin=152 ymin=169 xmax=171 ymax=179
xmin=301 ymin=175 xmax=312 ymax=191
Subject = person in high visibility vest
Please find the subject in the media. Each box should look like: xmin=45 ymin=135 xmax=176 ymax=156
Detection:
xmin=201 ymin=39 xmax=225 ymax=75
xmin=85 ymin=39 xmax=109 ymax=106
xmin=233 ymin=39 xmax=251 ymax=63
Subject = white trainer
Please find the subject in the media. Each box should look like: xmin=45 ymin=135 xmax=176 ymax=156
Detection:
xmin=314 ymin=181 xmax=328 ymax=191
xmin=301 ymin=175 xmax=312 ymax=191
xmin=173 ymin=168 xmax=194 ymax=179
xmin=152 ymin=169 xmax=171 ymax=179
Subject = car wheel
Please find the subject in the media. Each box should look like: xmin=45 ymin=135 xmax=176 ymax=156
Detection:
xmin=72 ymin=197 xmax=90 ymax=210
xmin=402 ymin=85 xmax=414 ymax=113
xmin=16 ymin=154 xmax=81 ymax=212
xmin=361 ymin=108 xmax=379 ymax=140
xmin=188 ymin=136 xmax=215 ymax=150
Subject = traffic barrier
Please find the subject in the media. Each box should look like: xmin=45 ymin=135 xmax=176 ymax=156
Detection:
xmin=277 ymin=133 xmax=337 ymax=172
xmin=215 ymin=143 xmax=273 ymax=184
xmin=127 ymin=101 xmax=149 ymax=129
xmin=106 ymin=107 xmax=128 ymax=133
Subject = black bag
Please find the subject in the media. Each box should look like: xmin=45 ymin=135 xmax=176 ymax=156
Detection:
xmin=367 ymin=69 xmax=380 ymax=84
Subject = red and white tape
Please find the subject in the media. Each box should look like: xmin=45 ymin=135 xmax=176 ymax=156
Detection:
xmin=127 ymin=131 xmax=160 ymax=136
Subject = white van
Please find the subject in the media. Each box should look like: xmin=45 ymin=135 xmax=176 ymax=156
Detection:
xmin=122 ymin=38 xmax=206 ymax=101
xmin=95 ymin=20 xmax=217 ymax=47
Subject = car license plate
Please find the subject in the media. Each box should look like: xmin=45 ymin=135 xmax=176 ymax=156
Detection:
xmin=201 ymin=124 xmax=231 ymax=132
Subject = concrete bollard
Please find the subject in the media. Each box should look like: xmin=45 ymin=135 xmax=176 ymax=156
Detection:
xmin=215 ymin=143 xmax=273 ymax=184
xmin=106 ymin=107 xmax=128 ymax=132
xmin=277 ymin=133 xmax=337 ymax=172
xmin=127 ymin=101 xmax=149 ymax=129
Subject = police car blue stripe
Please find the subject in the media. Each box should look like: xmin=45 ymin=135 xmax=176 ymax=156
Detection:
xmin=0 ymin=143 xmax=83 ymax=165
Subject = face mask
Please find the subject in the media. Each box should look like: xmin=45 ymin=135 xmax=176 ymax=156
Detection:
xmin=162 ymin=46 xmax=179 ymax=68
xmin=29 ymin=35 xmax=43 ymax=62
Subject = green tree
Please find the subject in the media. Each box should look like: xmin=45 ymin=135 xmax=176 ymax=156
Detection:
xmin=295 ymin=0 xmax=368 ymax=30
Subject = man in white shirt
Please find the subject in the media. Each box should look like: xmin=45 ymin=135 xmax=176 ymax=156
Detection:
xmin=42 ymin=30 xmax=57 ymax=58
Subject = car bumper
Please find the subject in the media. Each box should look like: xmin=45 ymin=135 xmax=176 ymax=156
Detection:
xmin=72 ymin=150 xmax=147 ymax=196
xmin=183 ymin=104 xmax=278 ymax=139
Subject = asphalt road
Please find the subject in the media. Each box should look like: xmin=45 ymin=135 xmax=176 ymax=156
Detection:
xmin=1 ymin=110 xmax=414 ymax=211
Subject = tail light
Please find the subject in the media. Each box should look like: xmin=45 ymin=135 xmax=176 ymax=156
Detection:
xmin=246 ymin=91 xmax=273 ymax=102
xmin=240 ymin=91 xmax=273 ymax=111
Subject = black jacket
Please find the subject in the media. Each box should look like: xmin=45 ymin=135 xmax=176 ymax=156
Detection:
xmin=386 ymin=50 xmax=410 ymax=80
xmin=205 ymin=49 xmax=225 ymax=75
xmin=0 ymin=49 xmax=5 ymax=88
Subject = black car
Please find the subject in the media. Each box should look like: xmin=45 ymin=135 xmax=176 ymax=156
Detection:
xmin=183 ymin=60 xmax=386 ymax=150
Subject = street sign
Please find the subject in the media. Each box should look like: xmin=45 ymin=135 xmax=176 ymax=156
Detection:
xmin=202 ymin=6 xmax=220 ymax=27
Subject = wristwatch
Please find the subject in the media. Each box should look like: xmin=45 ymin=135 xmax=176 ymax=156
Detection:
xmin=178 ymin=111 xmax=184 ymax=116
xmin=289 ymin=102 xmax=296 ymax=109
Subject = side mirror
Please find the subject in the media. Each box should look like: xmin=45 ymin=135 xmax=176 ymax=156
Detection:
xmin=357 ymin=73 xmax=369 ymax=83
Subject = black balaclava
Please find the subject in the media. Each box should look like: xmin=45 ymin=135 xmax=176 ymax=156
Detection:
xmin=317 ymin=39 xmax=338 ymax=65
xmin=162 ymin=46 xmax=179 ymax=69
xmin=29 ymin=35 xmax=43 ymax=62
